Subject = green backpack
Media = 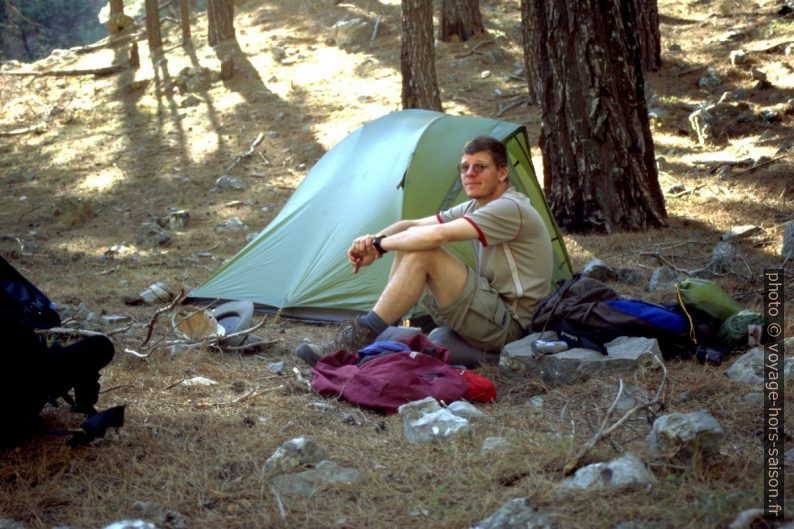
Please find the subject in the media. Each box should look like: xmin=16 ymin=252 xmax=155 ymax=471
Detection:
xmin=676 ymin=278 xmax=743 ymax=323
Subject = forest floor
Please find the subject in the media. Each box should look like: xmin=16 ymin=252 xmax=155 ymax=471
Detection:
xmin=0 ymin=0 xmax=793 ymax=528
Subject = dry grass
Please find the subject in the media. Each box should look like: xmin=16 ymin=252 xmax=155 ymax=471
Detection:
xmin=1 ymin=0 xmax=793 ymax=527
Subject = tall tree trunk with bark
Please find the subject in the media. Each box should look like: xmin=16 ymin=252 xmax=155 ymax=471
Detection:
xmin=207 ymin=0 xmax=235 ymax=46
xmin=636 ymin=0 xmax=661 ymax=72
xmin=401 ymin=0 xmax=442 ymax=111
xmin=180 ymin=0 xmax=191 ymax=45
xmin=439 ymin=0 xmax=484 ymax=42
xmin=521 ymin=0 xmax=666 ymax=233
xmin=109 ymin=0 xmax=124 ymax=16
xmin=144 ymin=0 xmax=162 ymax=52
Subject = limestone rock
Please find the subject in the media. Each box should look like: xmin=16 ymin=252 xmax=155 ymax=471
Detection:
xmin=268 ymin=460 xmax=360 ymax=497
xmin=265 ymin=437 xmax=328 ymax=473
xmin=330 ymin=18 xmax=372 ymax=48
xmin=582 ymin=258 xmax=618 ymax=282
xmin=470 ymin=497 xmax=556 ymax=529
xmin=500 ymin=335 xmax=662 ymax=386
xmin=398 ymin=397 xmax=471 ymax=443
xmin=560 ymin=453 xmax=656 ymax=492
xmin=647 ymin=411 xmax=725 ymax=460
xmin=647 ymin=265 xmax=680 ymax=292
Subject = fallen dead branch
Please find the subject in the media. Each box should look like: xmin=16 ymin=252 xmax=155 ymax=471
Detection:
xmin=563 ymin=357 xmax=668 ymax=475
xmin=225 ymin=132 xmax=265 ymax=171
xmin=141 ymin=289 xmax=187 ymax=347
xmin=453 ymin=40 xmax=494 ymax=59
xmin=0 ymin=122 xmax=45 ymax=136
xmin=36 ymin=322 xmax=132 ymax=338
xmin=0 ymin=65 xmax=127 ymax=77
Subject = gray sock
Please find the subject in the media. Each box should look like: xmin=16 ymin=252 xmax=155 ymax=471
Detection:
xmin=359 ymin=311 xmax=388 ymax=336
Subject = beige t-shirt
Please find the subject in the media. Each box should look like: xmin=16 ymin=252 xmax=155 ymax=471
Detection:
xmin=436 ymin=187 xmax=553 ymax=328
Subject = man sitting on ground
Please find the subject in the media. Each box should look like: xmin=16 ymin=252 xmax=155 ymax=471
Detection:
xmin=297 ymin=136 xmax=553 ymax=366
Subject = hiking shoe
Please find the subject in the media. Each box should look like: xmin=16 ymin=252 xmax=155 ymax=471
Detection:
xmin=295 ymin=342 xmax=325 ymax=367
xmin=334 ymin=317 xmax=379 ymax=351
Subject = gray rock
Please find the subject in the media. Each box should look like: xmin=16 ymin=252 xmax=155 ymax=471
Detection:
xmin=720 ymin=225 xmax=761 ymax=241
xmin=582 ymin=258 xmax=618 ymax=282
xmin=500 ymin=335 xmax=663 ymax=386
xmin=782 ymin=220 xmax=794 ymax=261
xmin=330 ymin=18 xmax=372 ymax=48
xmin=446 ymin=400 xmax=486 ymax=419
xmin=139 ymin=283 xmax=173 ymax=305
xmin=727 ymin=508 xmax=764 ymax=529
xmin=617 ymin=267 xmax=644 ymax=286
xmin=180 ymin=94 xmax=201 ymax=108
xmin=265 ymin=437 xmax=328 ymax=473
xmin=647 ymin=265 xmax=680 ymax=292
xmin=266 ymin=360 xmax=285 ymax=373
xmin=138 ymin=223 xmax=171 ymax=247
xmin=101 ymin=522 xmax=159 ymax=529
xmin=724 ymin=345 xmax=794 ymax=387
xmin=697 ymin=67 xmax=722 ymax=89
xmin=398 ymin=397 xmax=471 ymax=443
xmin=215 ymin=218 xmax=247 ymax=232
xmin=647 ymin=411 xmax=725 ymax=460
xmin=668 ymin=43 xmax=682 ymax=52
xmin=268 ymin=460 xmax=360 ymax=497
xmin=614 ymin=383 xmax=650 ymax=411
xmin=742 ymin=392 xmax=764 ymax=405
xmin=707 ymin=241 xmax=739 ymax=274
xmin=481 ymin=436 xmax=511 ymax=454
xmin=101 ymin=314 xmax=131 ymax=324
xmin=0 ymin=520 xmax=26 ymax=529
xmin=785 ymin=447 xmax=794 ymax=462
xmin=527 ymin=395 xmax=544 ymax=409
xmin=271 ymin=47 xmax=286 ymax=63
xmin=214 ymin=175 xmax=246 ymax=191
xmin=560 ymin=453 xmax=656 ymax=492
xmin=470 ymin=497 xmax=556 ymax=529
xmin=165 ymin=210 xmax=190 ymax=229
xmin=729 ymin=50 xmax=749 ymax=66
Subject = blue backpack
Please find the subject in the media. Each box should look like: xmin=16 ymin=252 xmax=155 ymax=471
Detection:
xmin=530 ymin=277 xmax=725 ymax=362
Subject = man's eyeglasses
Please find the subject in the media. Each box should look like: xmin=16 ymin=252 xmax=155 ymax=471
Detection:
xmin=457 ymin=162 xmax=492 ymax=175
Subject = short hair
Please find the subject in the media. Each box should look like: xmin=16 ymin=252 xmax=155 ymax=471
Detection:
xmin=462 ymin=136 xmax=508 ymax=168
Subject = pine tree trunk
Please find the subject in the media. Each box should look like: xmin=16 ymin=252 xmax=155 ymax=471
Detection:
xmin=521 ymin=0 xmax=666 ymax=233
xmin=109 ymin=0 xmax=124 ymax=16
xmin=207 ymin=0 xmax=235 ymax=46
xmin=180 ymin=0 xmax=191 ymax=45
xmin=636 ymin=0 xmax=661 ymax=72
xmin=144 ymin=0 xmax=162 ymax=52
xmin=439 ymin=0 xmax=484 ymax=42
xmin=400 ymin=0 xmax=442 ymax=111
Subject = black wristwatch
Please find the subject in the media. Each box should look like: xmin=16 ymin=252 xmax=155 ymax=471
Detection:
xmin=372 ymin=234 xmax=388 ymax=255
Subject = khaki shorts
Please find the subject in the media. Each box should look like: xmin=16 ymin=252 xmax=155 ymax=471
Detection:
xmin=422 ymin=269 xmax=525 ymax=352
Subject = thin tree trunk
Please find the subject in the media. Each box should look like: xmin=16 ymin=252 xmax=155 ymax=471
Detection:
xmin=400 ymin=0 xmax=442 ymax=111
xmin=439 ymin=0 xmax=484 ymax=42
xmin=144 ymin=0 xmax=162 ymax=52
xmin=207 ymin=0 xmax=235 ymax=46
xmin=521 ymin=0 xmax=666 ymax=233
xmin=109 ymin=0 xmax=124 ymax=16
xmin=180 ymin=0 xmax=191 ymax=45
xmin=636 ymin=0 xmax=661 ymax=72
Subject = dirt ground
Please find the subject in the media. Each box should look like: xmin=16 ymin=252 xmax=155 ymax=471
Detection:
xmin=0 ymin=0 xmax=793 ymax=528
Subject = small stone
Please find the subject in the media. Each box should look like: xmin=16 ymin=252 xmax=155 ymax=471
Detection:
xmin=481 ymin=436 xmax=510 ymax=454
xmin=180 ymin=376 xmax=217 ymax=387
xmin=527 ymin=395 xmax=544 ymax=409
xmin=268 ymin=460 xmax=360 ymax=497
xmin=265 ymin=437 xmax=328 ymax=472
xmin=215 ymin=218 xmax=247 ymax=232
xmin=720 ymin=225 xmax=761 ymax=241
xmin=729 ymin=50 xmax=749 ymax=66
xmin=560 ymin=453 xmax=656 ymax=492
xmin=697 ymin=67 xmax=722 ymax=89
xmin=214 ymin=175 xmax=246 ymax=191
xmin=647 ymin=411 xmax=725 ymax=461
xmin=616 ymin=267 xmax=644 ymax=286
xmin=480 ymin=70 xmax=491 ymax=79
xmin=668 ymin=43 xmax=682 ymax=52
xmin=101 ymin=314 xmax=132 ymax=324
xmin=180 ymin=94 xmax=201 ymax=108
xmin=446 ymin=401 xmax=486 ymax=419
xmin=470 ymin=497 xmax=555 ymax=529
xmin=582 ymin=258 xmax=618 ymax=282
xmin=648 ymin=265 xmax=680 ymax=292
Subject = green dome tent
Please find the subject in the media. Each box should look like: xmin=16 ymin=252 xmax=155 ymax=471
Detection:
xmin=188 ymin=109 xmax=572 ymax=321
